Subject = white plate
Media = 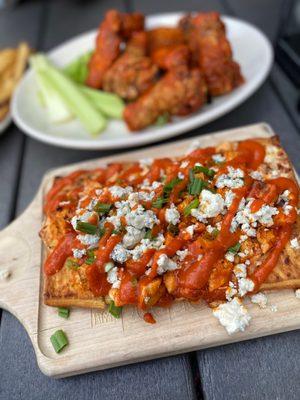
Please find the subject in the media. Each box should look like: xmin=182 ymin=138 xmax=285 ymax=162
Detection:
xmin=11 ymin=13 xmax=273 ymax=150
xmin=0 ymin=111 xmax=11 ymax=135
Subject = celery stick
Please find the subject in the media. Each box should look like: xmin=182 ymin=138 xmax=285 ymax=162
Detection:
xmin=36 ymin=70 xmax=73 ymax=122
xmin=31 ymin=54 xmax=107 ymax=136
xmin=80 ymin=86 xmax=124 ymax=119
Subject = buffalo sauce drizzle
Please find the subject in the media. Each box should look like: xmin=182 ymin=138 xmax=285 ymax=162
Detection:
xmin=43 ymin=140 xmax=299 ymax=306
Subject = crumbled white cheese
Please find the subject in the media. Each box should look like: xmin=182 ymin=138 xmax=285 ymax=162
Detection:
xmin=295 ymin=289 xmax=300 ymax=299
xmin=131 ymin=233 xmax=165 ymax=261
xmin=213 ymin=297 xmax=251 ymax=335
xmin=178 ymin=172 xmax=185 ymax=180
xmin=72 ymin=248 xmax=86 ymax=259
xmin=212 ymin=154 xmax=225 ymax=163
xmin=165 ymin=204 xmax=180 ymax=225
xmin=191 ymin=190 xmax=224 ymax=222
xmin=251 ymin=292 xmax=268 ymax=308
xmin=109 ymin=185 xmax=132 ymax=198
xmin=234 ymin=263 xmax=247 ymax=279
xmin=157 ymin=254 xmax=178 ymax=275
xmin=206 ymin=225 xmax=215 ymax=234
xmin=106 ymin=215 xmax=121 ymax=230
xmin=180 ymin=161 xmax=189 ymax=169
xmin=225 ymin=252 xmax=235 ymax=263
xmin=126 ymin=205 xmax=159 ymax=230
xmin=216 ymin=166 xmax=244 ymax=189
xmin=238 ymin=278 xmax=254 ymax=297
xmin=249 ymin=171 xmax=263 ymax=181
xmin=77 ymin=234 xmax=99 ymax=248
xmin=186 ymin=224 xmax=196 ymax=238
xmin=107 ymin=267 xmax=121 ymax=288
xmin=230 ymin=198 xmax=278 ymax=236
xmin=226 ymin=282 xmax=237 ymax=301
xmin=176 ymin=249 xmax=188 ymax=261
xmin=224 ymin=190 xmax=235 ymax=209
xmin=123 ymin=226 xmax=145 ymax=249
xmin=111 ymin=243 xmax=130 ymax=263
xmin=290 ymin=238 xmax=300 ymax=249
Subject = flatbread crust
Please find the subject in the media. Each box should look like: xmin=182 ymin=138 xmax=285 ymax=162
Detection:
xmin=43 ymin=136 xmax=300 ymax=309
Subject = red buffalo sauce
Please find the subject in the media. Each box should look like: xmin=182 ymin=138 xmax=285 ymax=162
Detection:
xmin=42 ymin=139 xmax=299 ymax=314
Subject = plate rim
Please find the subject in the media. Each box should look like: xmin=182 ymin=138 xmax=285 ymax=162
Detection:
xmin=11 ymin=12 xmax=274 ymax=150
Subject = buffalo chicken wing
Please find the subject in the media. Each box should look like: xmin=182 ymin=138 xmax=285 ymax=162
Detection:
xmin=179 ymin=12 xmax=244 ymax=96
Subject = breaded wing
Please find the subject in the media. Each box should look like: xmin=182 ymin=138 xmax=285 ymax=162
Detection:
xmin=102 ymin=32 xmax=159 ymax=101
xmin=86 ymin=10 xmax=144 ymax=89
xmin=179 ymin=12 xmax=244 ymax=96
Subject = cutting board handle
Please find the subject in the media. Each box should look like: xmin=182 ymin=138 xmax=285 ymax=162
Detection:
xmin=0 ymin=192 xmax=42 ymax=335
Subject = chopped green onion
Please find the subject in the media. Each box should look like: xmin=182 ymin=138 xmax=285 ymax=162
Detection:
xmin=108 ymin=301 xmax=122 ymax=319
xmin=168 ymin=224 xmax=179 ymax=236
xmin=228 ymin=243 xmax=241 ymax=254
xmin=105 ymin=262 xmax=114 ymax=273
xmin=144 ymin=229 xmax=153 ymax=239
xmin=99 ymin=227 xmax=106 ymax=238
xmin=188 ymin=178 xmax=205 ymax=196
xmin=94 ymin=202 xmax=111 ymax=214
xmin=184 ymin=198 xmax=199 ymax=217
xmin=152 ymin=196 xmax=167 ymax=209
xmin=76 ymin=221 xmax=98 ymax=235
xmin=155 ymin=112 xmax=169 ymax=126
xmin=65 ymin=258 xmax=80 ymax=270
xmin=50 ymin=330 xmax=68 ymax=353
xmin=58 ymin=307 xmax=70 ymax=319
xmin=211 ymin=228 xmax=219 ymax=239
xmin=193 ymin=165 xmax=215 ymax=178
xmin=85 ymin=249 xmax=96 ymax=265
xmin=163 ymin=177 xmax=182 ymax=195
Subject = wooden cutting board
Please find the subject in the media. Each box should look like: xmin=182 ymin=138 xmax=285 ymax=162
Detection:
xmin=1 ymin=123 xmax=300 ymax=378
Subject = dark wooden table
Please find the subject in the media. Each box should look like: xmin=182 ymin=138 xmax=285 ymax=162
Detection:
xmin=0 ymin=1 xmax=300 ymax=399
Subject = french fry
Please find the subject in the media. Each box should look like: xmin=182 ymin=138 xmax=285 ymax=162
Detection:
xmin=0 ymin=103 xmax=9 ymax=122
xmin=0 ymin=49 xmax=16 ymax=75
xmin=0 ymin=42 xmax=30 ymax=104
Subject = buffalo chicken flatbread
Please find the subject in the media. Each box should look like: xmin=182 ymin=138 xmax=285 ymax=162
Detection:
xmin=41 ymin=136 xmax=300 ymax=333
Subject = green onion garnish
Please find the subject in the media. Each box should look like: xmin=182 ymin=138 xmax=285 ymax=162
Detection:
xmin=211 ymin=228 xmax=219 ymax=238
xmin=152 ymin=196 xmax=167 ymax=209
xmin=228 ymin=243 xmax=241 ymax=254
xmin=193 ymin=165 xmax=215 ymax=178
xmin=94 ymin=202 xmax=111 ymax=214
xmin=85 ymin=249 xmax=96 ymax=265
xmin=189 ymin=178 xmax=207 ymax=195
xmin=155 ymin=112 xmax=169 ymax=126
xmin=65 ymin=258 xmax=80 ymax=270
xmin=163 ymin=177 xmax=182 ymax=195
xmin=50 ymin=330 xmax=68 ymax=353
xmin=58 ymin=307 xmax=70 ymax=319
xmin=76 ymin=221 xmax=98 ymax=235
xmin=108 ymin=301 xmax=122 ymax=319
xmin=184 ymin=198 xmax=199 ymax=216
xmin=144 ymin=229 xmax=153 ymax=239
